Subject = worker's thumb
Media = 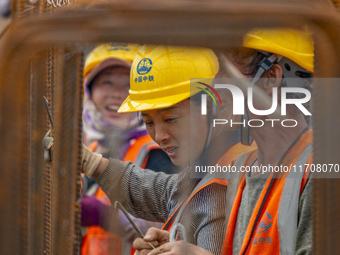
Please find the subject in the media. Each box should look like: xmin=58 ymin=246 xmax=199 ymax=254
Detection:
xmin=82 ymin=143 xmax=102 ymax=178
xmin=144 ymin=227 xmax=169 ymax=243
xmin=43 ymin=130 xmax=54 ymax=162
xmin=42 ymin=130 xmax=102 ymax=178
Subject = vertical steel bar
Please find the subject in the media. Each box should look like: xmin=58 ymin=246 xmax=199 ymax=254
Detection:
xmin=50 ymin=48 xmax=82 ymax=255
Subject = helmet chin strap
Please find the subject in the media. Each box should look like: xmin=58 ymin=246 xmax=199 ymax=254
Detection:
xmin=203 ymin=97 xmax=215 ymax=152
xmin=204 ymin=119 xmax=214 ymax=151
xmin=241 ymin=52 xmax=278 ymax=146
xmin=241 ymin=106 xmax=253 ymax=146
xmin=252 ymin=52 xmax=279 ymax=84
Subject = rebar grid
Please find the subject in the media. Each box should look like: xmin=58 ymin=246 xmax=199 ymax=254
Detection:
xmin=1 ymin=1 xmax=340 ymax=254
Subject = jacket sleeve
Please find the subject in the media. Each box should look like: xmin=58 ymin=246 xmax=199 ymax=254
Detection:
xmin=96 ymin=158 xmax=179 ymax=222
xmin=295 ymin=177 xmax=312 ymax=255
xmin=186 ymin=183 xmax=227 ymax=255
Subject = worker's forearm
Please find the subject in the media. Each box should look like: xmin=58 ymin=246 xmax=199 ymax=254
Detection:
xmin=96 ymin=158 xmax=176 ymax=222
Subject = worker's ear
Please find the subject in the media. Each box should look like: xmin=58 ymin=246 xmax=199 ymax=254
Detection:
xmin=261 ymin=63 xmax=283 ymax=96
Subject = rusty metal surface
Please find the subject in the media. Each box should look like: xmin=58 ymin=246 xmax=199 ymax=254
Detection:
xmin=0 ymin=46 xmax=84 ymax=255
xmin=50 ymin=48 xmax=83 ymax=255
xmin=0 ymin=17 xmax=10 ymax=37
xmin=1 ymin=0 xmax=340 ymax=254
xmin=0 ymin=1 xmax=83 ymax=254
xmin=44 ymin=48 xmax=55 ymax=255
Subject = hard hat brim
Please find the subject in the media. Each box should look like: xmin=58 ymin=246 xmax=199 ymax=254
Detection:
xmin=84 ymin=58 xmax=132 ymax=90
xmin=118 ymin=92 xmax=196 ymax=113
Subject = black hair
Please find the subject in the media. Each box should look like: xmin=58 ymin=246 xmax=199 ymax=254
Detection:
xmin=227 ymin=48 xmax=267 ymax=77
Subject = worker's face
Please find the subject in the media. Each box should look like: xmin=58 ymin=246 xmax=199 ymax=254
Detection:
xmin=91 ymin=66 xmax=136 ymax=128
xmin=141 ymin=100 xmax=209 ymax=167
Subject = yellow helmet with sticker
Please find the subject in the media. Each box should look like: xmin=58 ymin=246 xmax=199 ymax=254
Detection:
xmin=83 ymin=43 xmax=141 ymax=96
xmin=118 ymin=45 xmax=219 ymax=113
xmin=84 ymin=43 xmax=140 ymax=78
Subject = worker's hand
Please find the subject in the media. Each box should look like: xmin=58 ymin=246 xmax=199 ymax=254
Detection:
xmin=82 ymin=143 xmax=103 ymax=178
xmin=148 ymin=241 xmax=213 ymax=255
xmin=43 ymin=130 xmax=102 ymax=178
xmin=43 ymin=130 xmax=54 ymax=162
xmin=133 ymin=227 xmax=169 ymax=255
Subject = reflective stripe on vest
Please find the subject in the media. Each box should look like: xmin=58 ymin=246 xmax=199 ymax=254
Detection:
xmin=162 ymin=141 xmax=257 ymax=233
xmin=161 ymin=174 xmax=228 ymax=235
xmin=222 ymin=132 xmax=313 ymax=255
xmin=278 ymin=144 xmax=312 ymax=255
xmin=87 ymin=141 xmax=99 ymax=152
xmin=161 ymin=172 xmax=229 ymax=232
xmin=122 ymin=134 xmax=160 ymax=168
xmin=171 ymin=173 xmax=229 ymax=231
xmin=88 ymin=135 xmax=159 ymax=168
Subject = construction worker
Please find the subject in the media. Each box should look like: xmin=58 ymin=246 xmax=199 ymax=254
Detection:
xmin=80 ymin=43 xmax=175 ymax=255
xmin=219 ymin=28 xmax=314 ymax=255
xmin=44 ymin=45 xmax=255 ymax=254
xmin=133 ymin=29 xmax=314 ymax=255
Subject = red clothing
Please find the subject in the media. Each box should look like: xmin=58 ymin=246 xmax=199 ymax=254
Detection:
xmin=82 ymin=133 xmax=161 ymax=255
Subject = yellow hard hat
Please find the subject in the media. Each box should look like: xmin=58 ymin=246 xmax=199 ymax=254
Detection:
xmin=84 ymin=43 xmax=140 ymax=78
xmin=83 ymin=43 xmax=140 ymax=96
xmin=118 ymin=45 xmax=219 ymax=113
xmin=244 ymin=29 xmax=314 ymax=72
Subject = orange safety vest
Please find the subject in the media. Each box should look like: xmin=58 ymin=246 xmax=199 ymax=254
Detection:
xmin=161 ymin=141 xmax=257 ymax=233
xmin=82 ymin=134 xmax=160 ymax=255
xmin=129 ymin=141 xmax=256 ymax=254
xmin=222 ymin=129 xmax=313 ymax=255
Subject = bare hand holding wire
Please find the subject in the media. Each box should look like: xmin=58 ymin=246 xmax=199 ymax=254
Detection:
xmin=133 ymin=227 xmax=170 ymax=255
